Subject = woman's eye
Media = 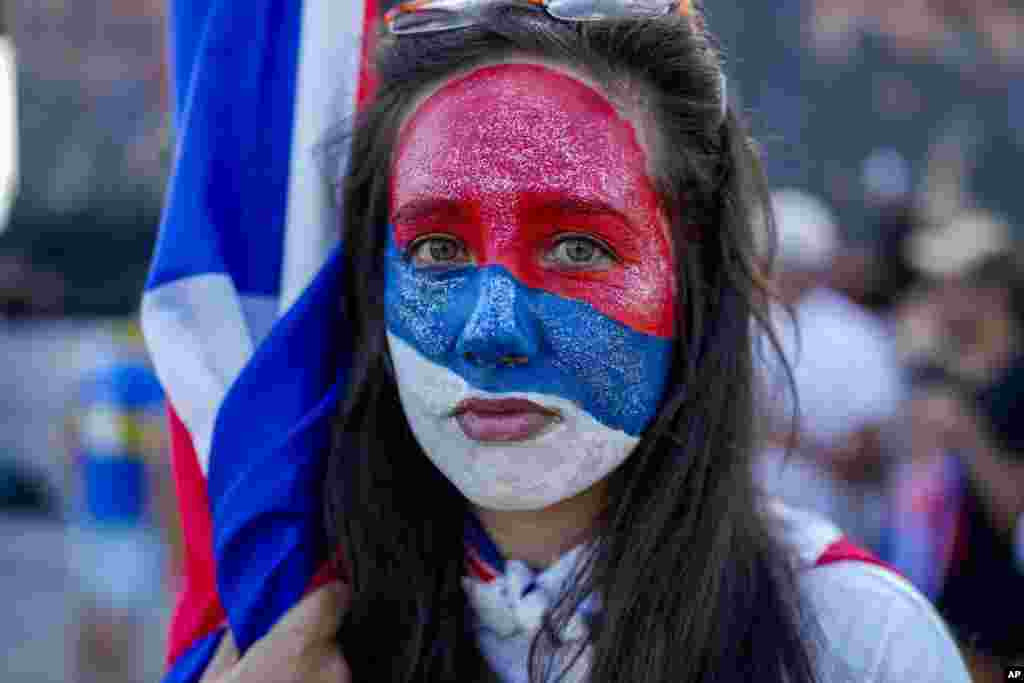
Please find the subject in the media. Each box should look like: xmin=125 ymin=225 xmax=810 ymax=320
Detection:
xmin=408 ymin=235 xmax=471 ymax=268
xmin=546 ymin=236 xmax=616 ymax=270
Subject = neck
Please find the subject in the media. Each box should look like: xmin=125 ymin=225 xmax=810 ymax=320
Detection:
xmin=474 ymin=479 xmax=609 ymax=571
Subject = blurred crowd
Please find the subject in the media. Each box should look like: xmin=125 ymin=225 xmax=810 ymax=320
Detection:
xmin=0 ymin=1 xmax=1021 ymax=682
xmin=807 ymin=0 xmax=1024 ymax=68
xmin=710 ymin=0 xmax=1024 ymax=243
xmin=756 ymin=191 xmax=1024 ymax=681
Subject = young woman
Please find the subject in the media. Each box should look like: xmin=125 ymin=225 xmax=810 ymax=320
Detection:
xmin=204 ymin=3 xmax=969 ymax=682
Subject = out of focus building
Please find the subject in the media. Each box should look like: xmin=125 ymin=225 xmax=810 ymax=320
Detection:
xmin=1 ymin=0 xmax=168 ymax=316
xmin=0 ymin=6 xmax=172 ymax=682
xmin=707 ymin=1 xmax=1024 ymax=240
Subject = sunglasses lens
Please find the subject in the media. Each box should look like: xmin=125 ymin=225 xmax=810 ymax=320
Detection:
xmin=546 ymin=0 xmax=675 ymax=20
xmin=390 ymin=8 xmax=478 ymax=34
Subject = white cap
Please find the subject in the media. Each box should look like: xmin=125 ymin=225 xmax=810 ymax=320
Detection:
xmin=769 ymin=189 xmax=840 ymax=271
xmin=907 ymin=209 xmax=1011 ymax=278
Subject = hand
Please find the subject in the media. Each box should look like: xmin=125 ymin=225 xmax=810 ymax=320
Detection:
xmin=819 ymin=426 xmax=887 ymax=486
xmin=199 ymin=582 xmax=351 ymax=683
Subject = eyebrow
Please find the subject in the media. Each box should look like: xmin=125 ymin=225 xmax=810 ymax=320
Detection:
xmin=529 ymin=196 xmax=638 ymax=239
xmin=390 ymin=198 xmax=465 ymax=223
xmin=535 ymin=196 xmax=629 ymax=221
xmin=393 ymin=195 xmax=636 ymax=229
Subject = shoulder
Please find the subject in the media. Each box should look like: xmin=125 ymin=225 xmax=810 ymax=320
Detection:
xmin=766 ymin=501 xmax=971 ymax=683
xmin=801 ymin=560 xmax=970 ymax=683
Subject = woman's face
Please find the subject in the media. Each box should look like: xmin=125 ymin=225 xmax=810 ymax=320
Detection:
xmin=384 ymin=61 xmax=677 ymax=511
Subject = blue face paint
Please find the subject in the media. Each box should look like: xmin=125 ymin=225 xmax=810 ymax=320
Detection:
xmin=385 ymin=235 xmax=672 ymax=437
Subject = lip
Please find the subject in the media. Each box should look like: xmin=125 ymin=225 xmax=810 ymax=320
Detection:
xmin=454 ymin=398 xmax=560 ymax=417
xmin=453 ymin=398 xmax=561 ymax=442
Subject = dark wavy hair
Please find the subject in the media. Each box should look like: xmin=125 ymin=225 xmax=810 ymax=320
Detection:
xmin=325 ymin=5 xmax=820 ymax=682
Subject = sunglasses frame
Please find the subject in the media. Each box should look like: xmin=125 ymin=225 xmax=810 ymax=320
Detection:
xmin=385 ymin=0 xmax=689 ymax=36
xmin=382 ymin=0 xmax=725 ymax=123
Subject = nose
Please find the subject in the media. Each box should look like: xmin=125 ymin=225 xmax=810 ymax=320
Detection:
xmin=456 ymin=268 xmax=539 ymax=369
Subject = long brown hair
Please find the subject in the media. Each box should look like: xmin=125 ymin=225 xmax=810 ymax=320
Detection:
xmin=325 ymin=6 xmax=820 ymax=682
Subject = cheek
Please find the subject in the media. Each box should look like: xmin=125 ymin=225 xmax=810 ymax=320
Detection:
xmin=384 ymin=239 xmax=473 ymax=359
xmin=526 ymin=290 xmax=675 ymax=434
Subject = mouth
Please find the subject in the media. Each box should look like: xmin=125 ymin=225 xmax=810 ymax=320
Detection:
xmin=452 ymin=398 xmax=562 ymax=442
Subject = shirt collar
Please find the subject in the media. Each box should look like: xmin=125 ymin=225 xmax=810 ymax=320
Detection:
xmin=465 ymin=511 xmax=505 ymax=582
xmin=462 ymin=512 xmax=599 ymax=642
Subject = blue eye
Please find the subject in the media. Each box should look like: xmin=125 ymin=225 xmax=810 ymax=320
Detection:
xmin=546 ymin=235 xmax=617 ymax=270
xmin=407 ymin=235 xmax=473 ymax=268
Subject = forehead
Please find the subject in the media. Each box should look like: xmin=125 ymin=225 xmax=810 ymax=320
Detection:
xmin=391 ymin=62 xmax=656 ymax=206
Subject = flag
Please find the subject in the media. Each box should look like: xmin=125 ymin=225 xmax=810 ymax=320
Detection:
xmin=142 ymin=1 xmax=377 ymax=680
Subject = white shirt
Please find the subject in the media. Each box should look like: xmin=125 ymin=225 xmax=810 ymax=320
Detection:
xmin=774 ymin=502 xmax=970 ymax=683
xmin=464 ymin=502 xmax=971 ymax=683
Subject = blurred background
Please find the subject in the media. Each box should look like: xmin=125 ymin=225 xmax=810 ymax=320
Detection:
xmin=0 ymin=1 xmax=1020 ymax=682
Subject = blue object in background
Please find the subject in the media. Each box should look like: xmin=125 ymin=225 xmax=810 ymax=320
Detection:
xmin=76 ymin=359 xmax=165 ymax=527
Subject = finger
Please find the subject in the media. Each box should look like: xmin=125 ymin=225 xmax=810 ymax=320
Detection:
xmin=275 ymin=581 xmax=352 ymax=642
xmin=234 ymin=617 xmax=352 ymax=683
xmin=199 ymin=628 xmax=240 ymax=683
xmin=315 ymin=651 xmax=352 ymax=683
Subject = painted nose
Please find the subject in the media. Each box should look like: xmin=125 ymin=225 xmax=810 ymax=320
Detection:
xmin=456 ymin=268 xmax=539 ymax=369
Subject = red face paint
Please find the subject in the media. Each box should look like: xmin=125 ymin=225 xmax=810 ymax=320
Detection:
xmin=391 ymin=63 xmax=677 ymax=339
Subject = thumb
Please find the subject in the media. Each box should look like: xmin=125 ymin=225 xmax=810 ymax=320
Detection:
xmin=232 ymin=582 xmax=353 ymax=683
xmin=199 ymin=629 xmax=240 ymax=683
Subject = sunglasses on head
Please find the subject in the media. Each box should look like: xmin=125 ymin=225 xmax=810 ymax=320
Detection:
xmin=385 ymin=0 xmax=690 ymax=36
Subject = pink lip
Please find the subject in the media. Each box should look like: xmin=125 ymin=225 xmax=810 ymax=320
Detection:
xmin=453 ymin=398 xmax=560 ymax=442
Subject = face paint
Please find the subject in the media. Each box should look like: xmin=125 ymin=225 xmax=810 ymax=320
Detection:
xmin=385 ymin=63 xmax=678 ymax=511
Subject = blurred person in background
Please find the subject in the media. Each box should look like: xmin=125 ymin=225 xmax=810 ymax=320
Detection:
xmin=887 ymin=224 xmax=1024 ymax=681
xmin=757 ymin=188 xmax=905 ymax=554
xmin=66 ymin=320 xmax=174 ymax=683
xmin=825 ymin=151 xmax=919 ymax=312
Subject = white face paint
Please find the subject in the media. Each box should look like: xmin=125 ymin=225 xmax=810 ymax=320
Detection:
xmin=387 ymin=333 xmax=641 ymax=511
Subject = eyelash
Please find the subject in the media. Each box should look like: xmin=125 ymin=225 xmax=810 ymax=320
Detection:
xmin=544 ymin=233 xmax=618 ymax=270
xmin=404 ymin=233 xmax=619 ymax=270
xmin=405 ymin=234 xmax=472 ymax=268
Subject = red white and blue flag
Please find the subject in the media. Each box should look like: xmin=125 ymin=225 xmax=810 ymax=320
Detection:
xmin=141 ymin=2 xmax=376 ymax=680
